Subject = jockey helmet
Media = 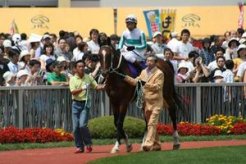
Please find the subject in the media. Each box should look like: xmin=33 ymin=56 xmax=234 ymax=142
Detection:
xmin=125 ymin=14 xmax=137 ymax=24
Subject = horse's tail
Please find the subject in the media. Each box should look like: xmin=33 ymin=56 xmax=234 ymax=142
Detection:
xmin=164 ymin=60 xmax=186 ymax=116
xmin=173 ymin=87 xmax=187 ymax=117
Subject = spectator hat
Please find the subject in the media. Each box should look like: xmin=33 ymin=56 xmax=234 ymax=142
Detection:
xmin=3 ymin=71 xmax=15 ymax=82
xmin=171 ymin=32 xmax=178 ymax=37
xmin=178 ymin=62 xmax=189 ymax=73
xmin=237 ymin=44 xmax=246 ymax=55
xmin=28 ymin=33 xmax=42 ymax=43
xmin=42 ymin=34 xmax=51 ymax=40
xmin=152 ymin=31 xmax=162 ymax=38
xmin=3 ymin=39 xmax=12 ymax=48
xmin=17 ymin=70 xmax=29 ymax=78
xmin=19 ymin=50 xmax=31 ymax=61
xmin=228 ymin=38 xmax=240 ymax=48
xmin=57 ymin=56 xmax=69 ymax=63
xmin=213 ymin=70 xmax=224 ymax=78
xmin=46 ymin=59 xmax=55 ymax=72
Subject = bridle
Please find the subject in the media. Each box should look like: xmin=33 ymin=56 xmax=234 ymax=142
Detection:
xmin=100 ymin=46 xmax=124 ymax=77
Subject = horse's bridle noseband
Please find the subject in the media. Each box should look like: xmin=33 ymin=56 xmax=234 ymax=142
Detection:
xmin=100 ymin=46 xmax=123 ymax=76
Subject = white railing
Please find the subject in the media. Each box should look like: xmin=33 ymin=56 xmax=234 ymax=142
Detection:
xmin=0 ymin=83 xmax=245 ymax=131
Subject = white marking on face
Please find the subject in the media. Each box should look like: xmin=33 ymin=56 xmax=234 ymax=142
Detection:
xmin=102 ymin=50 xmax=106 ymax=63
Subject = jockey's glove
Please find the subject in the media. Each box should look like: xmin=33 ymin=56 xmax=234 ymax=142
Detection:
xmin=126 ymin=46 xmax=135 ymax=51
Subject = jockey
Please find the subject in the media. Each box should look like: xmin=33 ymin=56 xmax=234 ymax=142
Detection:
xmin=118 ymin=14 xmax=147 ymax=70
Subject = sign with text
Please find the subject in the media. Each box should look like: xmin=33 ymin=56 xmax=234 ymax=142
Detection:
xmin=160 ymin=9 xmax=176 ymax=39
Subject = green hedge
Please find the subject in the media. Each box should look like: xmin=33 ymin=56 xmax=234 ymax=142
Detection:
xmin=88 ymin=116 xmax=145 ymax=139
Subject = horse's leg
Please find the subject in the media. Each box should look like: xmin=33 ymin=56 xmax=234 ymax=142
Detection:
xmin=118 ymin=104 xmax=133 ymax=153
xmin=167 ymin=102 xmax=180 ymax=150
xmin=111 ymin=105 xmax=120 ymax=153
xmin=111 ymin=140 xmax=120 ymax=154
xmin=111 ymin=103 xmax=133 ymax=153
xmin=140 ymin=111 xmax=148 ymax=151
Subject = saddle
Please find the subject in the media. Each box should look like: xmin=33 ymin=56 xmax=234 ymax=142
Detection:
xmin=127 ymin=61 xmax=146 ymax=78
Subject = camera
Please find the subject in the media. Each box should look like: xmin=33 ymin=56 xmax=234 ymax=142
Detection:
xmin=195 ymin=57 xmax=202 ymax=66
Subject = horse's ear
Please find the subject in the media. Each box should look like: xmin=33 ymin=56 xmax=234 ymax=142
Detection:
xmin=107 ymin=37 xmax=111 ymax=46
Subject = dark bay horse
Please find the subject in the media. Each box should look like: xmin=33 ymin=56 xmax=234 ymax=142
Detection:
xmin=98 ymin=45 xmax=183 ymax=153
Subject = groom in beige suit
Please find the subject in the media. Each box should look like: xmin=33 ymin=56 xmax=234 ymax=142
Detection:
xmin=124 ymin=55 xmax=164 ymax=151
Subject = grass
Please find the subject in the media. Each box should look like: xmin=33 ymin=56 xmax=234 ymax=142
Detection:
xmin=89 ymin=146 xmax=246 ymax=164
xmin=0 ymin=134 xmax=246 ymax=151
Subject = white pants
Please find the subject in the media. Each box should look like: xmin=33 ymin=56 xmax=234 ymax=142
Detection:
xmin=121 ymin=48 xmax=146 ymax=63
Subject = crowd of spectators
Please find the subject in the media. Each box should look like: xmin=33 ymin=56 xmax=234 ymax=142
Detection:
xmin=0 ymin=27 xmax=246 ymax=87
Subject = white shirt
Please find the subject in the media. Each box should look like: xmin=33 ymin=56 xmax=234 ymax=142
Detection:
xmin=207 ymin=60 xmax=218 ymax=72
xmin=8 ymin=62 xmax=19 ymax=74
xmin=223 ymin=69 xmax=234 ymax=83
xmin=39 ymin=54 xmax=56 ymax=63
xmin=224 ymin=48 xmax=238 ymax=60
xmin=72 ymin=48 xmax=84 ymax=61
xmin=170 ymin=60 xmax=178 ymax=75
xmin=167 ymin=38 xmax=179 ymax=53
xmin=175 ymin=41 xmax=194 ymax=58
xmin=18 ymin=61 xmax=31 ymax=73
xmin=236 ymin=61 xmax=246 ymax=78
xmin=151 ymin=43 xmax=165 ymax=55
xmin=87 ymin=40 xmax=100 ymax=54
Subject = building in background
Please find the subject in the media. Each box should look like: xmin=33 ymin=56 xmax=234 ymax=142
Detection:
xmin=0 ymin=0 xmax=244 ymax=8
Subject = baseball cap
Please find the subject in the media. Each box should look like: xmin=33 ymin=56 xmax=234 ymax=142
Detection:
xmin=153 ymin=31 xmax=162 ymax=38
xmin=17 ymin=70 xmax=29 ymax=78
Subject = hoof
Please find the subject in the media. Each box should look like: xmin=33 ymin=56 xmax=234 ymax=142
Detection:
xmin=110 ymin=148 xmax=119 ymax=154
xmin=173 ymin=144 xmax=180 ymax=150
xmin=142 ymin=146 xmax=151 ymax=152
xmin=126 ymin=144 xmax=133 ymax=152
xmin=152 ymin=145 xmax=161 ymax=151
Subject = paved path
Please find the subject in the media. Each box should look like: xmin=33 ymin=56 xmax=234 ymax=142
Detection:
xmin=0 ymin=140 xmax=246 ymax=164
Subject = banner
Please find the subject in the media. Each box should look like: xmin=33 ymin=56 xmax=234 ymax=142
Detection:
xmin=238 ymin=2 xmax=244 ymax=28
xmin=0 ymin=8 xmax=114 ymax=37
xmin=0 ymin=7 xmax=245 ymax=38
xmin=9 ymin=19 xmax=19 ymax=35
xmin=143 ymin=10 xmax=160 ymax=39
xmin=160 ymin=9 xmax=176 ymax=39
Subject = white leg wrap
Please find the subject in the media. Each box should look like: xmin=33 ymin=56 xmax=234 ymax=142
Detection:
xmin=110 ymin=141 xmax=120 ymax=154
xmin=173 ymin=130 xmax=180 ymax=145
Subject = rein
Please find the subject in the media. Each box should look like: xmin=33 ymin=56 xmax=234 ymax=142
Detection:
xmin=101 ymin=47 xmax=125 ymax=78
xmin=100 ymin=46 xmax=144 ymax=109
xmin=109 ymin=50 xmax=123 ymax=74
xmin=134 ymin=81 xmax=144 ymax=109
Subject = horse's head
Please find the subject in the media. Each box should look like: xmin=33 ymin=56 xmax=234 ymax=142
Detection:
xmin=98 ymin=46 xmax=114 ymax=76
xmin=98 ymin=32 xmax=111 ymax=47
